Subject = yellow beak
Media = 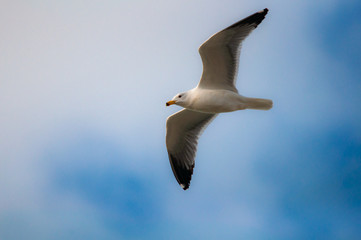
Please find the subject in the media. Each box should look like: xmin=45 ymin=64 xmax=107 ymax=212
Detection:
xmin=166 ymin=100 xmax=176 ymax=106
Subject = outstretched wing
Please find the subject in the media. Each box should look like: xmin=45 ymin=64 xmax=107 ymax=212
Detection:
xmin=198 ymin=8 xmax=269 ymax=92
xmin=166 ymin=109 xmax=217 ymax=190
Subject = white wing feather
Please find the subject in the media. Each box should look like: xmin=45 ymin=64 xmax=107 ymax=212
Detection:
xmin=166 ymin=109 xmax=217 ymax=190
xmin=198 ymin=8 xmax=269 ymax=92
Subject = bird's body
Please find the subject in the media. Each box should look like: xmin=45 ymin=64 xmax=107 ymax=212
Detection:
xmin=190 ymin=89 xmax=247 ymax=113
xmin=166 ymin=8 xmax=272 ymax=190
xmin=176 ymin=88 xmax=272 ymax=113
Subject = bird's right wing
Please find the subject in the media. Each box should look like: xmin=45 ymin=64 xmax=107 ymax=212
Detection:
xmin=166 ymin=109 xmax=217 ymax=190
xmin=198 ymin=8 xmax=269 ymax=92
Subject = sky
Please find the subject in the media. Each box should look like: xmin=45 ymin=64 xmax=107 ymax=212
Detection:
xmin=0 ymin=0 xmax=361 ymax=239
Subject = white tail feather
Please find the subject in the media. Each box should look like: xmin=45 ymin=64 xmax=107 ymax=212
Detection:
xmin=245 ymin=97 xmax=273 ymax=110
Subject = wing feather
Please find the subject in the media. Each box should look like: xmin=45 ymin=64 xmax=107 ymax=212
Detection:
xmin=166 ymin=109 xmax=217 ymax=190
xmin=198 ymin=8 xmax=269 ymax=92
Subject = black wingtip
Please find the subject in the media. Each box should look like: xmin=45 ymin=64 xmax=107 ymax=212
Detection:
xmin=168 ymin=153 xmax=194 ymax=191
xmin=223 ymin=8 xmax=269 ymax=32
xmin=252 ymin=8 xmax=269 ymax=28
xmin=181 ymin=183 xmax=190 ymax=190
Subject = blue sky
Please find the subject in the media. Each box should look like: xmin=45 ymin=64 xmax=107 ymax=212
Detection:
xmin=0 ymin=0 xmax=360 ymax=239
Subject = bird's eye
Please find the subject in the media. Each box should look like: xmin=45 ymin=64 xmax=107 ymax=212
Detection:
xmin=178 ymin=95 xmax=182 ymax=98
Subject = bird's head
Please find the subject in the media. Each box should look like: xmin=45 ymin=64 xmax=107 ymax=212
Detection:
xmin=166 ymin=92 xmax=187 ymax=107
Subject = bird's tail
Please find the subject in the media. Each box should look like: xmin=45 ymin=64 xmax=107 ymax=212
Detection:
xmin=245 ymin=97 xmax=273 ymax=110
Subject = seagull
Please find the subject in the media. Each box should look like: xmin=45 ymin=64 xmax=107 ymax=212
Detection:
xmin=166 ymin=8 xmax=272 ymax=190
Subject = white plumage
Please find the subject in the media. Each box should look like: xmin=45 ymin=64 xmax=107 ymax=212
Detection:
xmin=166 ymin=8 xmax=272 ymax=190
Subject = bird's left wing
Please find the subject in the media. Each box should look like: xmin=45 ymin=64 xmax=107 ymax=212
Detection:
xmin=197 ymin=8 xmax=269 ymax=92
xmin=166 ymin=109 xmax=217 ymax=190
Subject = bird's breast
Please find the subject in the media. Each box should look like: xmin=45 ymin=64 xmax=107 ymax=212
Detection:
xmin=187 ymin=89 xmax=245 ymax=113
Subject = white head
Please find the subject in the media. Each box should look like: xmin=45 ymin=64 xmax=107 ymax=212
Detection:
xmin=166 ymin=92 xmax=188 ymax=107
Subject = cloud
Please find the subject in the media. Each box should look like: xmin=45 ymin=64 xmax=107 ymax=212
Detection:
xmin=1 ymin=0 xmax=361 ymax=239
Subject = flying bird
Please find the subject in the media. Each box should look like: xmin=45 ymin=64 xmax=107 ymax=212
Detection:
xmin=166 ymin=8 xmax=272 ymax=190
